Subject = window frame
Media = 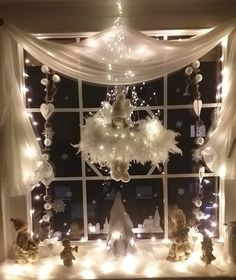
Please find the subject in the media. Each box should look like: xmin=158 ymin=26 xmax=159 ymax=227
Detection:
xmin=20 ymin=28 xmax=226 ymax=242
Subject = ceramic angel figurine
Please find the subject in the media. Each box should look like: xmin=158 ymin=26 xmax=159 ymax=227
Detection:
xmin=110 ymin=93 xmax=133 ymax=182
xmin=60 ymin=238 xmax=78 ymax=267
xmin=10 ymin=218 xmax=40 ymax=263
xmin=201 ymin=234 xmax=216 ymax=266
xmin=167 ymin=208 xmax=192 ymax=261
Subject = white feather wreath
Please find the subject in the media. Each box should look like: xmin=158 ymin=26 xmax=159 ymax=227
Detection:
xmin=76 ymin=101 xmax=182 ymax=175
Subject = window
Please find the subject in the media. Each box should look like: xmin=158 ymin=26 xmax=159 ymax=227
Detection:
xmin=25 ymin=31 xmax=221 ymax=242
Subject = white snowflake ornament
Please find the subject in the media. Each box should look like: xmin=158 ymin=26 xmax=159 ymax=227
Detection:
xmin=52 ymin=199 xmax=66 ymax=213
xmin=177 ymin=188 xmax=185 ymax=195
xmin=175 ymin=120 xmax=183 ymax=128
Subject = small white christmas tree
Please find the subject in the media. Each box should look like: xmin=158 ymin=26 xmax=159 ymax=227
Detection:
xmin=103 ymin=217 xmax=109 ymax=234
xmin=153 ymin=206 xmax=163 ymax=233
xmin=106 ymin=192 xmax=136 ymax=257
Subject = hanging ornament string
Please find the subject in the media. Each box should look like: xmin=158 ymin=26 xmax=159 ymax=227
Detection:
xmin=39 ymin=65 xmax=61 ymax=237
xmin=184 ymin=61 xmax=217 ymax=253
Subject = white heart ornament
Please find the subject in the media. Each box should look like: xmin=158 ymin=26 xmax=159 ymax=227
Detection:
xmin=40 ymin=103 xmax=54 ymax=120
xmin=199 ymin=166 xmax=205 ymax=183
xmin=193 ymin=99 xmax=202 ymax=117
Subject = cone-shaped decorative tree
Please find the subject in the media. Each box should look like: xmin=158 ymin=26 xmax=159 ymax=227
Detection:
xmin=106 ymin=192 xmax=136 ymax=257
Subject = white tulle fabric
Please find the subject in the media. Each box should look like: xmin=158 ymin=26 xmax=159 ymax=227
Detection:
xmin=5 ymin=20 xmax=236 ymax=85
xmin=0 ymin=27 xmax=43 ymax=196
xmin=202 ymin=30 xmax=236 ymax=179
xmin=1 ymin=20 xmax=236 ymax=196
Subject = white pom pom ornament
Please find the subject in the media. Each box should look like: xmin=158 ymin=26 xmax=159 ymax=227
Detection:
xmin=185 ymin=66 xmax=193 ymax=75
xmin=195 ymin=74 xmax=203 ymax=82
xmin=52 ymin=74 xmax=61 ymax=83
xmin=41 ymin=65 xmax=50 ymax=73
xmin=41 ymin=78 xmax=49 ymax=86
xmin=193 ymin=60 xmax=200 ymax=68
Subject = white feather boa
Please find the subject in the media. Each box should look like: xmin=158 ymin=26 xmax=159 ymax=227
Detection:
xmin=76 ymin=102 xmax=182 ymax=172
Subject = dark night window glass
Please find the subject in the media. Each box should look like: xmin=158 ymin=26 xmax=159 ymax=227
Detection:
xmin=86 ymin=179 xmax=164 ymax=240
xmin=31 ymin=112 xmax=81 ymax=176
xmin=126 ymin=79 xmax=164 ymax=106
xmin=82 ymin=82 xmax=107 ymax=108
xmin=167 ymin=108 xmax=215 ymax=174
xmin=32 ymin=181 xmax=83 ymax=241
xmin=168 ymin=177 xmax=219 ymax=237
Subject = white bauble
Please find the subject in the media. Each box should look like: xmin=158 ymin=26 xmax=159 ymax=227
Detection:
xmin=41 ymin=65 xmax=50 ymax=73
xmin=195 ymin=74 xmax=203 ymax=82
xmin=194 ymin=199 xmax=202 ymax=208
xmin=41 ymin=78 xmax=49 ymax=86
xmin=44 ymin=202 xmax=52 ymax=210
xmin=185 ymin=66 xmax=193 ymax=75
xmin=196 ymin=211 xmax=204 ymax=220
xmin=196 ymin=137 xmax=205 ymax=145
xmin=43 ymin=195 xmax=51 ymax=202
xmin=42 ymin=154 xmax=50 ymax=161
xmin=193 ymin=60 xmax=200 ymax=68
xmin=52 ymin=74 xmax=61 ymax=83
xmin=44 ymin=138 xmax=52 ymax=147
xmin=42 ymin=214 xmax=50 ymax=222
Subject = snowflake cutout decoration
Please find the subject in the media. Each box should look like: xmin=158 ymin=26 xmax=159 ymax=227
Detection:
xmin=43 ymin=125 xmax=55 ymax=139
xmin=51 ymin=199 xmax=66 ymax=213
xmin=177 ymin=188 xmax=185 ymax=195
xmin=175 ymin=120 xmax=183 ymax=128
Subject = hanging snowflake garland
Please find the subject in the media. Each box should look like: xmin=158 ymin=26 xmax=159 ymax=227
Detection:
xmin=75 ymin=93 xmax=182 ymax=182
xmin=51 ymin=199 xmax=66 ymax=213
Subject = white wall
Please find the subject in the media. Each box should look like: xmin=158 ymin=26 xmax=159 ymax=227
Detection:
xmin=0 ymin=0 xmax=236 ymax=34
xmin=225 ymin=180 xmax=236 ymax=224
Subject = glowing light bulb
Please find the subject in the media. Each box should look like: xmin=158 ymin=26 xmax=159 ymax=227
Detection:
xmin=23 ymin=86 xmax=29 ymax=94
xmin=112 ymin=231 xmax=121 ymax=239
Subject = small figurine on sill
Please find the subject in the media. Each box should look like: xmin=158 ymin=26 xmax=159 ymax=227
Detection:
xmin=60 ymin=238 xmax=78 ymax=267
xmin=167 ymin=208 xmax=192 ymax=262
xmin=201 ymin=234 xmax=216 ymax=266
xmin=10 ymin=217 xmax=40 ymax=264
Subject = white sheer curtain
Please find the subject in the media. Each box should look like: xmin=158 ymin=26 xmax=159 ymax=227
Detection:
xmin=1 ymin=20 xmax=236 ymax=196
xmin=5 ymin=20 xmax=236 ymax=85
xmin=202 ymin=30 xmax=236 ymax=179
xmin=0 ymin=27 xmax=43 ymax=196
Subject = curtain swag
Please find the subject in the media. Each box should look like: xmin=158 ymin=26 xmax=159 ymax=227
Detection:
xmin=0 ymin=19 xmax=236 ymax=195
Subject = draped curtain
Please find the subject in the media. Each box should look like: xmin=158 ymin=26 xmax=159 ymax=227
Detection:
xmin=0 ymin=20 xmax=236 ymax=195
